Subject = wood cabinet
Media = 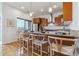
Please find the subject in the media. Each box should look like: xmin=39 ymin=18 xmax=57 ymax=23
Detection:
xmin=32 ymin=18 xmax=41 ymax=24
xmin=54 ymin=2 xmax=72 ymax=25
xmin=54 ymin=15 xmax=63 ymax=25
xmin=41 ymin=18 xmax=48 ymax=24
xmin=32 ymin=18 xmax=48 ymax=31
xmin=63 ymin=2 xmax=72 ymax=21
xmin=32 ymin=18 xmax=48 ymax=24
xmin=55 ymin=17 xmax=62 ymax=25
xmin=58 ymin=14 xmax=63 ymax=18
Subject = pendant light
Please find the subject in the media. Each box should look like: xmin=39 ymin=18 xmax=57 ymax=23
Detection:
xmin=48 ymin=2 xmax=52 ymax=13
xmin=48 ymin=2 xmax=53 ymax=23
xmin=29 ymin=2 xmax=34 ymax=17
xmin=49 ymin=7 xmax=52 ymax=13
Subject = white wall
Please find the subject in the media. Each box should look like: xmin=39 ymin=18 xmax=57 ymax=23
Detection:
xmin=0 ymin=2 xmax=2 ymax=56
xmin=2 ymin=4 xmax=31 ymax=44
xmin=0 ymin=2 xmax=2 ymax=44
xmin=69 ymin=2 xmax=79 ymax=30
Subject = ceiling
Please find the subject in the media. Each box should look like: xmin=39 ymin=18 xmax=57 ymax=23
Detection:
xmin=4 ymin=2 xmax=63 ymax=17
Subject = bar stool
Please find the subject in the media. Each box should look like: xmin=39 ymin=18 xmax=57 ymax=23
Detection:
xmin=32 ymin=34 xmax=49 ymax=56
xmin=17 ymin=32 xmax=30 ymax=56
xmin=48 ymin=36 xmax=75 ymax=56
xmin=23 ymin=32 xmax=29 ymax=56
xmin=22 ymin=32 xmax=33 ymax=56
xmin=16 ymin=31 xmax=25 ymax=56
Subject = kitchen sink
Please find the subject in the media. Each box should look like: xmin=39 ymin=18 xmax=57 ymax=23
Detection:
xmin=55 ymin=31 xmax=69 ymax=35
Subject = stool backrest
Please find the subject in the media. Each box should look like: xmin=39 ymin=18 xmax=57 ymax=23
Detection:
xmin=32 ymin=34 xmax=45 ymax=41
xmin=23 ymin=32 xmax=29 ymax=37
xmin=48 ymin=36 xmax=75 ymax=51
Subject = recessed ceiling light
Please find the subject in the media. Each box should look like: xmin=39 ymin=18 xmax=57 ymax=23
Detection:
xmin=53 ymin=5 xmax=57 ymax=8
xmin=48 ymin=7 xmax=52 ymax=13
xmin=40 ymin=9 xmax=44 ymax=12
xmin=21 ymin=6 xmax=25 ymax=9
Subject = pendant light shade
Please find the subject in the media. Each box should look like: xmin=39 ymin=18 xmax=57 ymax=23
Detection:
xmin=48 ymin=7 xmax=52 ymax=13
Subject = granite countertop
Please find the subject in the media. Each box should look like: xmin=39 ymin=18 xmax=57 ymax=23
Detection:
xmin=45 ymin=32 xmax=77 ymax=38
xmin=29 ymin=31 xmax=79 ymax=38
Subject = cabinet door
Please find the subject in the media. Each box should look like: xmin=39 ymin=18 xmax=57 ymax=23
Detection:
xmin=41 ymin=18 xmax=48 ymax=24
xmin=55 ymin=17 xmax=62 ymax=25
xmin=63 ymin=2 xmax=72 ymax=21
xmin=32 ymin=18 xmax=40 ymax=23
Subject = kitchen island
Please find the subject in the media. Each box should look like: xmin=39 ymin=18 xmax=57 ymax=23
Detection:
xmin=28 ymin=31 xmax=78 ymax=39
xmin=27 ymin=31 xmax=77 ymax=56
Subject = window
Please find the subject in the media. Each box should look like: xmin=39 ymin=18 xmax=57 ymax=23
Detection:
xmin=17 ymin=17 xmax=32 ymax=31
xmin=32 ymin=23 xmax=38 ymax=31
xmin=25 ymin=20 xmax=32 ymax=31
xmin=28 ymin=21 xmax=32 ymax=30
xmin=25 ymin=21 xmax=28 ymax=30
xmin=17 ymin=18 xmax=25 ymax=31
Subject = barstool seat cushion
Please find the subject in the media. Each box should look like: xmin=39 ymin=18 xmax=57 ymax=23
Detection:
xmin=33 ymin=40 xmax=48 ymax=46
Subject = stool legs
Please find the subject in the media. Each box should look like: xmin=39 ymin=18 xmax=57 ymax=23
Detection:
xmin=40 ymin=45 xmax=42 ymax=56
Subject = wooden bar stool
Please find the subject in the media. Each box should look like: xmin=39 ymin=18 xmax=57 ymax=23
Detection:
xmin=17 ymin=32 xmax=31 ymax=56
xmin=23 ymin=32 xmax=33 ymax=56
xmin=32 ymin=34 xmax=49 ymax=56
xmin=48 ymin=36 xmax=75 ymax=56
xmin=16 ymin=32 xmax=25 ymax=56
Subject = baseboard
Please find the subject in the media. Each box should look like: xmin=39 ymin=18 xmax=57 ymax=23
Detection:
xmin=3 ymin=40 xmax=18 ymax=45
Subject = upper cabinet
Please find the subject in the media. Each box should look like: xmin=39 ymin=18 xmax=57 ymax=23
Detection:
xmin=41 ymin=18 xmax=48 ymax=24
xmin=32 ymin=18 xmax=48 ymax=24
xmin=63 ymin=2 xmax=72 ymax=21
xmin=32 ymin=18 xmax=41 ymax=24
xmin=54 ymin=15 xmax=63 ymax=25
